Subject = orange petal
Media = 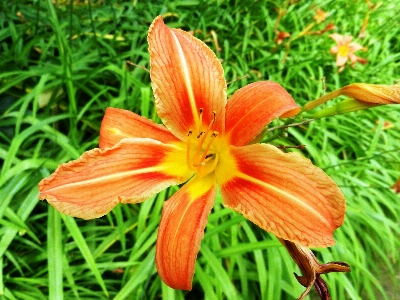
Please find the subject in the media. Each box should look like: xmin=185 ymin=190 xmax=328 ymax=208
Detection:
xmin=225 ymin=81 xmax=301 ymax=146
xmin=343 ymin=35 xmax=353 ymax=44
xmin=348 ymin=42 xmax=364 ymax=52
xmin=156 ymin=174 xmax=216 ymax=290
xmin=99 ymin=107 xmax=179 ymax=149
xmin=329 ymin=34 xmax=344 ymax=45
xmin=336 ymin=54 xmax=348 ymax=67
xmin=218 ymin=144 xmax=345 ymax=247
xmin=39 ymin=138 xmax=192 ymax=219
xmin=329 ymin=45 xmax=339 ymax=54
xmin=148 ymin=16 xmax=226 ymax=140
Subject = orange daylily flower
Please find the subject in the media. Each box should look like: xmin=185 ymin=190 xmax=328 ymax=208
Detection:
xmin=39 ymin=16 xmax=346 ymax=290
xmin=313 ymin=8 xmax=329 ymax=24
xmin=275 ymin=31 xmax=291 ymax=45
xmin=329 ymin=34 xmax=367 ymax=71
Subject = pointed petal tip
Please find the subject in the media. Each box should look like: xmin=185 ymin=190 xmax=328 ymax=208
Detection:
xmin=148 ymin=15 xmax=226 ymax=140
xmin=148 ymin=15 xmax=164 ymax=39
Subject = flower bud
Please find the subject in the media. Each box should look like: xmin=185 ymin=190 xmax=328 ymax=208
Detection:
xmin=304 ymin=83 xmax=400 ymax=118
xmin=340 ymin=83 xmax=400 ymax=104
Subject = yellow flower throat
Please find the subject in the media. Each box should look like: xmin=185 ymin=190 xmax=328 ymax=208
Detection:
xmin=338 ymin=45 xmax=349 ymax=57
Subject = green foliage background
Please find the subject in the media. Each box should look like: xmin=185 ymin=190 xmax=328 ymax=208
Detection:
xmin=1 ymin=0 xmax=399 ymax=299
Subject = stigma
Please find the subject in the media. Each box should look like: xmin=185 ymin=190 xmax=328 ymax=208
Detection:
xmin=186 ymin=109 xmax=219 ymax=177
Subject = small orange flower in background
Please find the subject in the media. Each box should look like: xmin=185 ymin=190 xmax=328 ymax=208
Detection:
xmin=329 ymin=34 xmax=367 ymax=72
xmin=392 ymin=178 xmax=400 ymax=194
xmin=39 ymin=16 xmax=346 ymax=290
xmin=275 ymin=31 xmax=291 ymax=45
xmin=379 ymin=120 xmax=394 ymax=130
xmin=313 ymin=8 xmax=329 ymax=23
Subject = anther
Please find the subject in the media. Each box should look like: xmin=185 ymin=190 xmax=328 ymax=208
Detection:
xmin=212 ymin=111 xmax=216 ymax=123
xmin=199 ymin=108 xmax=204 ymax=132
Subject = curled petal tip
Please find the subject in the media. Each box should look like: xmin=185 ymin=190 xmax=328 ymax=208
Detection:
xmin=280 ymin=239 xmax=351 ymax=300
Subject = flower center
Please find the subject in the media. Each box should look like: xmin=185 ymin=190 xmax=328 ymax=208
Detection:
xmin=338 ymin=45 xmax=349 ymax=57
xmin=186 ymin=108 xmax=219 ymax=177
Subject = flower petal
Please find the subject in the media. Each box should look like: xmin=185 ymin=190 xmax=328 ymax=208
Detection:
xmin=336 ymin=54 xmax=348 ymax=67
xmin=348 ymin=42 xmax=364 ymax=52
xmin=148 ymin=16 xmax=226 ymax=140
xmin=156 ymin=174 xmax=216 ymax=290
xmin=99 ymin=107 xmax=178 ymax=149
xmin=329 ymin=45 xmax=339 ymax=54
xmin=225 ymin=81 xmax=301 ymax=146
xmin=329 ymin=34 xmax=344 ymax=45
xmin=216 ymin=144 xmax=345 ymax=247
xmin=343 ymin=35 xmax=353 ymax=44
xmin=39 ymin=138 xmax=193 ymax=219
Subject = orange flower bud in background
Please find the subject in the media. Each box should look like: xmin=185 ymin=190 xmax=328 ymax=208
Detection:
xmin=338 ymin=83 xmax=400 ymax=105
xmin=304 ymin=83 xmax=400 ymax=118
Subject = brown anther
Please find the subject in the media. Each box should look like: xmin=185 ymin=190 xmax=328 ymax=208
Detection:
xmin=197 ymin=132 xmax=204 ymax=138
xmin=198 ymin=108 xmax=204 ymax=133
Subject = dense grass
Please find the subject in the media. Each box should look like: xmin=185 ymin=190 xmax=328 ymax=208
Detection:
xmin=1 ymin=0 xmax=399 ymax=299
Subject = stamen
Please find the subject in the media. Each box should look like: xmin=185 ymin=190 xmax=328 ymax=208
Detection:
xmin=193 ymin=132 xmax=205 ymax=165
xmin=196 ymin=131 xmax=219 ymax=167
xmin=199 ymin=111 xmax=217 ymax=147
xmin=198 ymin=108 xmax=204 ymax=133
xmin=187 ymin=110 xmax=219 ymax=175
xmin=186 ymin=130 xmax=195 ymax=171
